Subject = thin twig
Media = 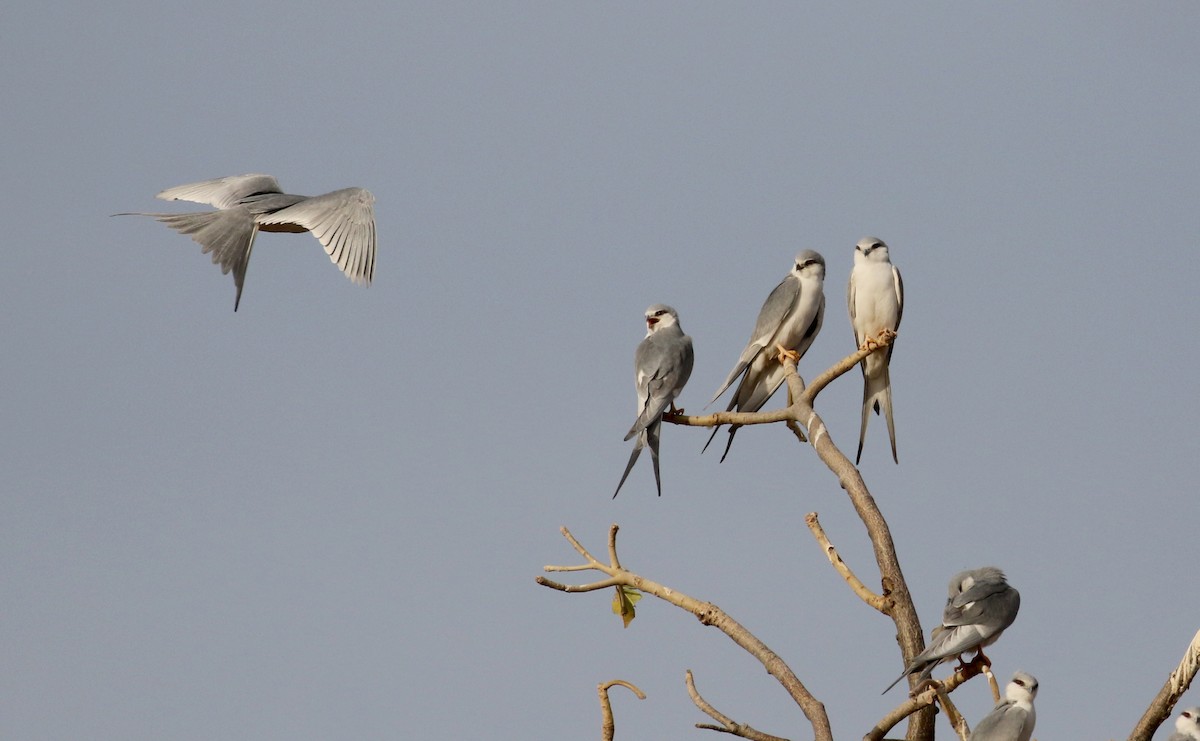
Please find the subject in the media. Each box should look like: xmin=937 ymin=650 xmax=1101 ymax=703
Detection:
xmin=802 ymin=330 xmax=895 ymax=403
xmin=607 ymin=524 xmax=622 ymax=570
xmin=985 ymin=666 xmax=1000 ymax=703
xmin=686 ymin=670 xmax=790 ymax=741
xmin=598 ymin=679 xmax=645 ymax=741
xmin=865 ymin=657 xmax=985 ymax=741
xmin=663 ymin=339 xmax=890 ymax=433
xmin=538 ymin=526 xmax=833 ymax=741
xmin=933 ymin=684 xmax=968 ymax=741
xmin=561 ymin=525 xmax=599 ymax=563
xmin=804 ymin=512 xmax=889 ymax=613
xmin=537 ymin=576 xmax=624 ymax=592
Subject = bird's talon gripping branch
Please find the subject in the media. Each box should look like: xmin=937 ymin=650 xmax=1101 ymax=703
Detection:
xmin=774 ymin=343 xmax=801 ymax=364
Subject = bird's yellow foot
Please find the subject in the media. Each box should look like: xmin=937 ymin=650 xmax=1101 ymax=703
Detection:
xmin=860 ymin=328 xmax=898 ymax=352
xmin=774 ymin=343 xmax=800 ymax=363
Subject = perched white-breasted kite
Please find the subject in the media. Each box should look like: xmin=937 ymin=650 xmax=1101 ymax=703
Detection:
xmin=847 ymin=236 xmax=903 ymax=463
xmin=705 ymin=250 xmax=825 ymax=461
xmin=884 ymin=567 xmax=1020 ymax=693
xmin=614 ymin=305 xmax=694 ymax=498
xmin=969 ymin=672 xmax=1038 ymax=741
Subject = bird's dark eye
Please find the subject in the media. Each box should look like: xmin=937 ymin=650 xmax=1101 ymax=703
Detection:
xmin=654 ymin=310 xmax=667 ymax=317
xmin=1014 ymin=679 xmax=1025 ymax=687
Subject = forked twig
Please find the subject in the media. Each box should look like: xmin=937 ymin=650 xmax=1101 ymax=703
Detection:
xmin=538 ymin=526 xmax=833 ymax=741
xmin=686 ymin=670 xmax=789 ymax=741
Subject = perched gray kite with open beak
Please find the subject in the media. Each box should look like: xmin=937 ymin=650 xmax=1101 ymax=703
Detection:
xmin=1170 ymin=707 xmax=1200 ymax=741
xmin=969 ymin=671 xmax=1038 ymax=741
xmin=613 ymin=305 xmax=694 ymax=498
xmin=118 ymin=174 xmax=376 ymax=310
xmin=884 ymin=566 xmax=1020 ymax=693
xmin=704 ymin=250 xmax=826 ymax=461
xmin=848 ymin=236 xmax=903 ymax=464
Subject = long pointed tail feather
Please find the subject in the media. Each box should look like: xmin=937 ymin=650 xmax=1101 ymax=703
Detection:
xmin=856 ymin=364 xmax=896 ymax=464
xmin=119 ymin=209 xmax=258 ymax=311
xmin=613 ymin=440 xmax=643 ymax=498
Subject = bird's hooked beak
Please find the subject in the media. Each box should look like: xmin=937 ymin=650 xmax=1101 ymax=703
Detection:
xmin=646 ymin=316 xmax=660 ymax=328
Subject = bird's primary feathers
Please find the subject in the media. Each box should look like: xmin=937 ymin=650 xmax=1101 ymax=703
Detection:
xmin=968 ymin=671 xmax=1037 ymax=741
xmin=613 ymin=305 xmax=694 ymax=498
xmin=883 ymin=567 xmax=1020 ymax=693
xmin=847 ymin=236 xmax=903 ymax=464
xmin=117 ymin=174 xmax=376 ymax=310
xmin=705 ymin=250 xmax=825 ymax=461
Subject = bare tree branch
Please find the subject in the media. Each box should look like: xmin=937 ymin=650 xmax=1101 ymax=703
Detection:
xmin=790 ymin=339 xmax=934 ymax=741
xmin=1129 ymin=628 xmax=1200 ymax=741
xmin=598 ymin=679 xmax=645 ymax=741
xmin=538 ymin=526 xmax=834 ymax=741
xmin=805 ymin=512 xmax=889 ymax=613
xmin=537 ymin=576 xmax=624 ymax=593
xmin=984 ymin=666 xmax=1000 ymax=703
xmin=686 ymin=670 xmax=790 ymax=741
xmin=803 ymin=329 xmax=896 ymax=403
xmin=662 ymin=339 xmax=885 ymax=434
xmin=932 ymin=684 xmax=969 ymax=741
xmin=666 ymin=333 xmax=934 ymax=739
xmin=865 ymin=656 xmax=987 ymax=741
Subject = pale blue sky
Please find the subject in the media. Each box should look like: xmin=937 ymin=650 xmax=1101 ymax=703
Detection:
xmin=3 ymin=3 xmax=1198 ymax=739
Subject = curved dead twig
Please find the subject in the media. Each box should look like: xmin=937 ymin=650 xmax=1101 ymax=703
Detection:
xmin=598 ymin=679 xmax=645 ymax=741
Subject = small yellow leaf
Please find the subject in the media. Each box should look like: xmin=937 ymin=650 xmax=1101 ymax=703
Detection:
xmin=612 ymin=586 xmax=643 ymax=628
